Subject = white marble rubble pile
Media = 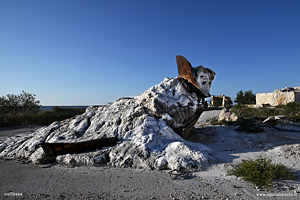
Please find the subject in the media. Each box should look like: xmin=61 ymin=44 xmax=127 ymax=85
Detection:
xmin=0 ymin=77 xmax=212 ymax=170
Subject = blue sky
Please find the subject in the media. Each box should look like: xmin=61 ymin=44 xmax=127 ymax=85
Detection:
xmin=1 ymin=0 xmax=299 ymax=106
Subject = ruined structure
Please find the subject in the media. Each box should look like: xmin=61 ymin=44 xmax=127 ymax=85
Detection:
xmin=0 ymin=56 xmax=216 ymax=170
xmin=256 ymin=86 xmax=300 ymax=107
xmin=210 ymin=95 xmax=232 ymax=107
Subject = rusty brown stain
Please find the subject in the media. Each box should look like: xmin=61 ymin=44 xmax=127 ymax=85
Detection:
xmin=276 ymin=94 xmax=285 ymax=105
xmin=182 ymin=118 xmax=198 ymax=139
xmin=55 ymin=146 xmax=63 ymax=151
xmin=176 ymin=55 xmax=200 ymax=91
xmin=41 ymin=137 xmax=119 ymax=156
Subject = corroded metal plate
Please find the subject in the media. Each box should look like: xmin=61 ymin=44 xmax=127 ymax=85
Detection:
xmin=176 ymin=55 xmax=200 ymax=91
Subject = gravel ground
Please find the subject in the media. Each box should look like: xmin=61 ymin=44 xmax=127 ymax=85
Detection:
xmin=1 ymin=111 xmax=300 ymax=200
xmin=0 ymin=159 xmax=240 ymax=200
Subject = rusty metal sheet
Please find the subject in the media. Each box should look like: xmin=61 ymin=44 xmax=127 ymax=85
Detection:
xmin=41 ymin=137 xmax=119 ymax=156
xmin=176 ymin=55 xmax=200 ymax=91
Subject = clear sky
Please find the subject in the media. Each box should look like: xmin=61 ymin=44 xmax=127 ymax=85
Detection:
xmin=1 ymin=0 xmax=299 ymax=106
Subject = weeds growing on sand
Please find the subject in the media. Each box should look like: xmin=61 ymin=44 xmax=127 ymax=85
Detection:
xmin=227 ymin=156 xmax=297 ymax=189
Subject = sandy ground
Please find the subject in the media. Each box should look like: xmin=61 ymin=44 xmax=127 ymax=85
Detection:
xmin=1 ymin=111 xmax=300 ymax=200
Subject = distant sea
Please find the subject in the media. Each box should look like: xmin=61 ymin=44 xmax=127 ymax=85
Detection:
xmin=40 ymin=106 xmax=89 ymax=111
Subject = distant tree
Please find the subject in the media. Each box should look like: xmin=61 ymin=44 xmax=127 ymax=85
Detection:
xmin=234 ymin=90 xmax=256 ymax=104
xmin=0 ymin=91 xmax=41 ymax=116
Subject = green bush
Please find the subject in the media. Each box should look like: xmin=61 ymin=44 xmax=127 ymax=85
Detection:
xmin=227 ymin=156 xmax=297 ymax=189
xmin=277 ymin=102 xmax=300 ymax=121
xmin=0 ymin=92 xmax=86 ymax=127
xmin=0 ymin=91 xmax=40 ymax=116
xmin=234 ymin=90 xmax=256 ymax=104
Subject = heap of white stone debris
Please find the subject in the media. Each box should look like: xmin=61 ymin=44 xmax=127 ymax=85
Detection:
xmin=0 ymin=56 xmax=216 ymax=171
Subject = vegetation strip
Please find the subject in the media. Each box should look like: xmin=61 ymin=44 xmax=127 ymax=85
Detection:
xmin=0 ymin=91 xmax=86 ymax=127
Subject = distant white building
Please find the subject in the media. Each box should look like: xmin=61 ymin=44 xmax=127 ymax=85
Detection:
xmin=256 ymin=86 xmax=300 ymax=107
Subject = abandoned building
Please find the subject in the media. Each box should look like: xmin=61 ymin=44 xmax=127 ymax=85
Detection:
xmin=256 ymin=86 xmax=300 ymax=107
xmin=210 ymin=94 xmax=232 ymax=107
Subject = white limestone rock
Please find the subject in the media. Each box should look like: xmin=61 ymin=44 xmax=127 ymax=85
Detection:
xmin=218 ymin=108 xmax=238 ymax=122
xmin=256 ymin=86 xmax=300 ymax=106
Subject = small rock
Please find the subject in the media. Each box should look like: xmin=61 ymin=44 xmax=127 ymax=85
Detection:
xmin=218 ymin=108 xmax=238 ymax=122
xmin=39 ymin=164 xmax=53 ymax=168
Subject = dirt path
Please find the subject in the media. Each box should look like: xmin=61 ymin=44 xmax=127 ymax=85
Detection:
xmin=0 ymin=158 xmax=257 ymax=200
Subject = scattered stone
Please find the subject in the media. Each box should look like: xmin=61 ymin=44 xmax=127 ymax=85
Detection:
xmin=271 ymin=144 xmax=300 ymax=159
xmin=39 ymin=163 xmax=52 ymax=168
xmin=263 ymin=115 xmax=292 ymax=126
